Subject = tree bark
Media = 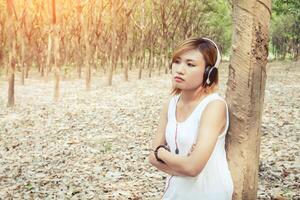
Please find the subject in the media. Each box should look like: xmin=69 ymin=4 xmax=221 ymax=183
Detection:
xmin=107 ymin=0 xmax=118 ymax=86
xmin=138 ymin=51 xmax=144 ymax=80
xmin=225 ymin=0 xmax=272 ymax=199
xmin=53 ymin=28 xmax=60 ymax=101
xmin=147 ymin=49 xmax=152 ymax=78
xmin=82 ymin=10 xmax=91 ymax=91
xmin=7 ymin=54 xmax=15 ymax=107
xmin=6 ymin=0 xmax=16 ymax=107
xmin=51 ymin=0 xmax=60 ymax=101
xmin=46 ymin=32 xmax=52 ymax=82
xmin=124 ymin=51 xmax=129 ymax=81
xmin=20 ymin=33 xmax=25 ymax=85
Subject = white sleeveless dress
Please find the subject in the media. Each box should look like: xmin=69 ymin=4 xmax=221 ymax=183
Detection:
xmin=162 ymin=92 xmax=234 ymax=200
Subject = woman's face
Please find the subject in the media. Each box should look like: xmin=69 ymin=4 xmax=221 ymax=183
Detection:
xmin=171 ymin=49 xmax=206 ymax=91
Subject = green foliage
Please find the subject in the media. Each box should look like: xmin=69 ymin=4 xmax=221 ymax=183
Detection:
xmin=206 ymin=0 xmax=232 ymax=55
xmin=273 ymin=0 xmax=300 ymax=17
xmin=156 ymin=0 xmax=232 ymax=55
xmin=271 ymin=0 xmax=300 ymax=60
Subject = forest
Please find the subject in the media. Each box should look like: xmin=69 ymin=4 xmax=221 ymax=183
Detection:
xmin=0 ymin=0 xmax=299 ymax=199
xmin=0 ymin=0 xmax=299 ymax=101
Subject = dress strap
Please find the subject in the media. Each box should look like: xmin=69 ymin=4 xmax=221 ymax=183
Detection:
xmin=167 ymin=94 xmax=180 ymax=122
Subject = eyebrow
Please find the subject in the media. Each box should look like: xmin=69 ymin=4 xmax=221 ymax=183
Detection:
xmin=176 ymin=56 xmax=196 ymax=62
xmin=185 ymin=59 xmax=196 ymax=62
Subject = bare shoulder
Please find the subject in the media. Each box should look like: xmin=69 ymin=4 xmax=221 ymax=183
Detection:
xmin=202 ymin=98 xmax=227 ymax=122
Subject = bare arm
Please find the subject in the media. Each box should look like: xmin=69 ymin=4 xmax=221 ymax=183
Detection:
xmin=157 ymin=100 xmax=227 ymax=177
xmin=148 ymin=97 xmax=187 ymax=177
xmin=149 ymin=154 xmax=185 ymax=176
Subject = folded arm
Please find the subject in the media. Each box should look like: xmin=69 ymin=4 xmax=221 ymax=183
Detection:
xmin=157 ymin=100 xmax=227 ymax=177
xmin=149 ymin=151 xmax=187 ymax=176
xmin=148 ymin=97 xmax=188 ymax=177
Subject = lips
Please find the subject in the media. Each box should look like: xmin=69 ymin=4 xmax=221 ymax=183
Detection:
xmin=174 ymin=76 xmax=184 ymax=81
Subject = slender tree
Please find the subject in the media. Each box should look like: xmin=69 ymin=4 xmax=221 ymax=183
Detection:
xmin=107 ymin=0 xmax=119 ymax=86
xmin=6 ymin=0 xmax=17 ymax=107
xmin=51 ymin=0 xmax=60 ymax=101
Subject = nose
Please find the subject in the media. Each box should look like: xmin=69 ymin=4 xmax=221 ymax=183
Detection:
xmin=176 ymin=63 xmax=185 ymax=75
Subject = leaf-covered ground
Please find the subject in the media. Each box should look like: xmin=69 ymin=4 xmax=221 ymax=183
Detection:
xmin=0 ymin=61 xmax=299 ymax=199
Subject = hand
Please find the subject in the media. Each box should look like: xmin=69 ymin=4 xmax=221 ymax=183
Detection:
xmin=165 ymin=144 xmax=171 ymax=152
xmin=187 ymin=143 xmax=196 ymax=156
xmin=166 ymin=144 xmax=170 ymax=150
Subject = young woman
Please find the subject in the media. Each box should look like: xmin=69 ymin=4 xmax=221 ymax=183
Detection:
xmin=148 ymin=37 xmax=234 ymax=199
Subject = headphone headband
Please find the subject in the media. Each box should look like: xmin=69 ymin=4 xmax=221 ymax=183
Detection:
xmin=202 ymin=37 xmax=221 ymax=69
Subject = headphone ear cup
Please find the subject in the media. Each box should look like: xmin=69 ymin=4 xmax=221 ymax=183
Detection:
xmin=203 ymin=66 xmax=218 ymax=86
xmin=203 ymin=66 xmax=212 ymax=86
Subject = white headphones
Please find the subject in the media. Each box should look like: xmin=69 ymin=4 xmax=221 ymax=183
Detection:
xmin=202 ymin=38 xmax=221 ymax=85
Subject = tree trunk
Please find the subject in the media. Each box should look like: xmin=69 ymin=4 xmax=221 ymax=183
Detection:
xmin=225 ymin=0 xmax=272 ymax=199
xmin=82 ymin=13 xmax=91 ymax=91
xmin=85 ymin=60 xmax=91 ymax=91
xmin=138 ymin=52 xmax=144 ymax=80
xmin=123 ymin=36 xmax=129 ymax=81
xmin=53 ymin=66 xmax=60 ymax=101
xmin=129 ymin=56 xmax=133 ymax=71
xmin=138 ymin=0 xmax=145 ymax=80
xmin=147 ymin=49 xmax=152 ymax=78
xmin=6 ymin=0 xmax=15 ymax=107
xmin=107 ymin=1 xmax=118 ymax=86
xmin=7 ymin=54 xmax=15 ymax=107
xmin=94 ymin=46 xmax=98 ymax=72
xmin=158 ymin=42 xmax=163 ymax=76
xmin=52 ymin=0 xmax=60 ymax=101
xmin=53 ymin=29 xmax=60 ymax=101
xmin=164 ymin=52 xmax=169 ymax=74
xmin=46 ymin=33 xmax=52 ymax=82
xmin=107 ymin=54 xmax=113 ymax=85
xmin=77 ymin=59 xmax=82 ymax=79
xmin=124 ymin=54 xmax=129 ymax=81
xmin=20 ymin=33 xmax=25 ymax=85
xmin=39 ymin=58 xmax=44 ymax=77
xmin=25 ymin=63 xmax=29 ymax=78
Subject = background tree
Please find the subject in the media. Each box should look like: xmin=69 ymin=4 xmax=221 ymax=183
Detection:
xmin=0 ymin=0 xmax=234 ymax=105
xmin=6 ymin=0 xmax=17 ymax=107
xmin=270 ymin=0 xmax=300 ymax=60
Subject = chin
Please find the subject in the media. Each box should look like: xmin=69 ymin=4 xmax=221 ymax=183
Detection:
xmin=174 ymin=85 xmax=187 ymax=90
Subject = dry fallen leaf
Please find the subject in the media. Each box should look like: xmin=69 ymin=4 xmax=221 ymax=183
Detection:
xmin=0 ymin=61 xmax=299 ymax=199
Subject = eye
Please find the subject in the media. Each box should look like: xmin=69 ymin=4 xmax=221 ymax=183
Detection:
xmin=187 ymin=63 xmax=196 ymax=67
xmin=173 ymin=59 xmax=180 ymax=64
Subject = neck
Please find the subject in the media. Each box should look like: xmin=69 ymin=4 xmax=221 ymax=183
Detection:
xmin=180 ymin=86 xmax=207 ymax=104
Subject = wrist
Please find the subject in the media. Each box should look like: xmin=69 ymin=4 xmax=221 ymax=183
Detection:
xmin=158 ymin=148 xmax=166 ymax=160
xmin=154 ymin=145 xmax=170 ymax=164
